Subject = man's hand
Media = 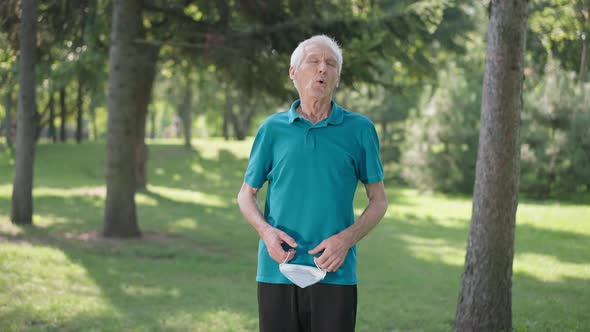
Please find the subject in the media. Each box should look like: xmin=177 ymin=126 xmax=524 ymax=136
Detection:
xmin=308 ymin=232 xmax=354 ymax=272
xmin=238 ymin=182 xmax=298 ymax=264
xmin=261 ymin=227 xmax=298 ymax=264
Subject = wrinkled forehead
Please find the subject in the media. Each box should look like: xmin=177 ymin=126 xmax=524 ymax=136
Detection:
xmin=303 ymin=42 xmax=338 ymax=60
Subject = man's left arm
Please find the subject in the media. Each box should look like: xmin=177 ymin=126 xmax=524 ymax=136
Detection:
xmin=309 ymin=181 xmax=388 ymax=272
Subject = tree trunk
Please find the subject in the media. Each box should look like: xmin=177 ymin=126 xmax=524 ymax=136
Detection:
xmin=89 ymin=94 xmax=98 ymax=140
xmin=179 ymin=74 xmax=193 ymax=149
xmin=579 ymin=1 xmax=589 ymax=84
xmin=76 ymin=76 xmax=84 ymax=143
xmin=3 ymin=88 xmax=13 ymax=148
xmin=134 ymin=44 xmax=159 ymax=191
xmin=59 ymin=87 xmax=67 ymax=142
xmin=455 ymin=1 xmax=528 ymax=331
xmin=223 ymin=88 xmax=232 ymax=140
xmin=48 ymin=92 xmax=56 ymax=142
xmin=150 ymin=111 xmax=156 ymax=139
xmin=581 ymin=39 xmax=588 ymax=83
xmin=236 ymin=109 xmax=252 ymax=140
xmin=103 ymin=0 xmax=144 ymax=237
xmin=11 ymin=0 xmax=38 ymax=225
xmin=230 ymin=94 xmax=254 ymax=141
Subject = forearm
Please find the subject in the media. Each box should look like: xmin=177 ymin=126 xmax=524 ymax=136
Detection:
xmin=237 ymin=182 xmax=298 ymax=262
xmin=340 ymin=182 xmax=388 ymax=246
xmin=237 ymin=183 xmax=270 ymax=237
xmin=342 ymin=198 xmax=387 ymax=244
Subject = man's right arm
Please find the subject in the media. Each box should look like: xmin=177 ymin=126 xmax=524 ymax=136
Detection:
xmin=237 ymin=182 xmax=297 ymax=263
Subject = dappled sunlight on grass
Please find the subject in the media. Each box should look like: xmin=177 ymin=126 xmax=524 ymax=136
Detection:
xmin=517 ymin=203 xmax=590 ymax=235
xmin=0 ymin=184 xmax=11 ymax=195
xmin=147 ymin=185 xmax=227 ymax=207
xmin=33 ymin=186 xmax=105 ymax=198
xmin=399 ymin=234 xmax=465 ymax=266
xmin=514 ymin=253 xmax=590 ymax=283
xmin=191 ymin=138 xmax=253 ymax=160
xmin=135 ymin=193 xmax=159 ymax=206
xmin=120 ymin=284 xmax=180 ymax=298
xmin=0 ymin=221 xmax=24 ymax=237
xmin=169 ymin=218 xmax=199 ymax=231
xmin=0 ymin=243 xmax=112 ymax=330
xmin=194 ymin=309 xmax=257 ymax=331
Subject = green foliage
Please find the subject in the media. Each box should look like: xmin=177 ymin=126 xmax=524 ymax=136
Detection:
xmin=521 ymin=61 xmax=590 ymax=198
xmin=528 ymin=0 xmax=590 ymax=77
xmin=0 ymin=141 xmax=589 ymax=331
xmin=401 ymin=62 xmax=481 ymax=193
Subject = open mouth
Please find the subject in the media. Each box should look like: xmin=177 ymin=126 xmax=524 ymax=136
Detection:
xmin=317 ymin=79 xmax=326 ymax=84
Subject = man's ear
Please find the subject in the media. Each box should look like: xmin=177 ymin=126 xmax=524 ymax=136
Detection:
xmin=289 ymin=66 xmax=296 ymax=80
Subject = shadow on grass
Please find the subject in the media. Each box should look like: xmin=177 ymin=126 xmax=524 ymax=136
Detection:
xmin=356 ymin=212 xmax=590 ymax=331
xmin=0 ymin=195 xmax=259 ymax=331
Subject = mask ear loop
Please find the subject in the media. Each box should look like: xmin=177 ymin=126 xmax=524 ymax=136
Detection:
xmin=282 ymin=251 xmax=292 ymax=265
xmin=313 ymin=256 xmax=327 ymax=272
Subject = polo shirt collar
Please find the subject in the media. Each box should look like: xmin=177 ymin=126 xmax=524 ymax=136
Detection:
xmin=287 ymin=99 xmax=344 ymax=125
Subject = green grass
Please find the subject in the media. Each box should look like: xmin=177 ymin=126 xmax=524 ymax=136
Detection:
xmin=0 ymin=140 xmax=589 ymax=332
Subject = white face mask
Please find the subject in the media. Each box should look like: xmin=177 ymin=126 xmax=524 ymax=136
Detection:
xmin=279 ymin=251 xmax=327 ymax=288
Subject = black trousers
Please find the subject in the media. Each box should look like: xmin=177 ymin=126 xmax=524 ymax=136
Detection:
xmin=257 ymin=282 xmax=357 ymax=332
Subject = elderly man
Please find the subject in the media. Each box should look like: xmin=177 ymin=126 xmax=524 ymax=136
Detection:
xmin=237 ymin=35 xmax=388 ymax=332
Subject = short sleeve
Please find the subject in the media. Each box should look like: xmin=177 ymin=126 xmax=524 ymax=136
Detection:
xmin=358 ymin=123 xmax=384 ymax=184
xmin=244 ymin=123 xmax=273 ymax=189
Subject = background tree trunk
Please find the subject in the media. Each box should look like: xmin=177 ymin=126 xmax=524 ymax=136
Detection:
xmin=103 ymin=0 xmax=144 ymax=237
xmin=135 ymin=44 xmax=159 ymax=190
xmin=75 ymin=76 xmax=84 ymax=143
xmin=149 ymin=111 xmax=156 ymax=139
xmin=578 ymin=1 xmax=589 ymax=84
xmin=48 ymin=92 xmax=56 ymax=142
xmin=89 ymin=94 xmax=98 ymax=140
xmin=223 ymin=86 xmax=232 ymax=140
xmin=178 ymin=73 xmax=193 ymax=149
xmin=455 ymin=1 xmax=528 ymax=331
xmin=11 ymin=0 xmax=38 ymax=225
xmin=3 ymin=88 xmax=13 ymax=148
xmin=59 ymin=86 xmax=67 ymax=142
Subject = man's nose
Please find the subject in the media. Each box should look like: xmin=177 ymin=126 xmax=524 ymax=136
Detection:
xmin=318 ymin=60 xmax=327 ymax=72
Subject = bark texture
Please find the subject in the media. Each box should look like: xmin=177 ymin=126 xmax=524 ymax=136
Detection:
xmin=3 ymin=88 xmax=13 ymax=148
xmin=11 ymin=0 xmax=38 ymax=224
xmin=48 ymin=93 xmax=56 ymax=142
xmin=134 ymin=44 xmax=159 ymax=190
xmin=76 ymin=76 xmax=84 ymax=142
xmin=455 ymin=1 xmax=528 ymax=331
xmin=178 ymin=74 xmax=193 ymax=149
xmin=578 ymin=1 xmax=589 ymax=84
xmin=103 ymin=0 xmax=144 ymax=237
xmin=59 ymin=87 xmax=66 ymax=142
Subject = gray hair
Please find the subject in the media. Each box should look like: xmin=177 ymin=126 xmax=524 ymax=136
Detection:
xmin=290 ymin=35 xmax=343 ymax=75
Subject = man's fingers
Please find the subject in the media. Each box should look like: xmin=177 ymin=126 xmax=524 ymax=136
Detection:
xmin=327 ymin=259 xmax=342 ymax=272
xmin=284 ymin=249 xmax=296 ymax=262
xmin=279 ymin=232 xmax=298 ymax=248
xmin=308 ymin=242 xmax=325 ymax=255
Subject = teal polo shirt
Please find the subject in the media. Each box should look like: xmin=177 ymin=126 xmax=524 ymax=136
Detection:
xmin=244 ymin=100 xmax=384 ymax=285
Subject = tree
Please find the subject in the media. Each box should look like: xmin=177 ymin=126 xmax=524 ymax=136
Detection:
xmin=103 ymin=0 xmax=146 ymax=237
xmin=11 ymin=0 xmax=38 ymax=224
xmin=2 ymin=87 xmax=14 ymax=148
xmin=455 ymin=1 xmax=528 ymax=331
xmin=134 ymin=43 xmax=159 ymax=190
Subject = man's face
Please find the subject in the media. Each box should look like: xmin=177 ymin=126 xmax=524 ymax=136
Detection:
xmin=290 ymin=42 xmax=340 ymax=99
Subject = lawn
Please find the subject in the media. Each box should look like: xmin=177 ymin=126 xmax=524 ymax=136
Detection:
xmin=0 ymin=140 xmax=589 ymax=332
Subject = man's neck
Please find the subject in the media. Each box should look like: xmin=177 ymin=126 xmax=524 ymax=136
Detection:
xmin=298 ymin=97 xmax=332 ymax=124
